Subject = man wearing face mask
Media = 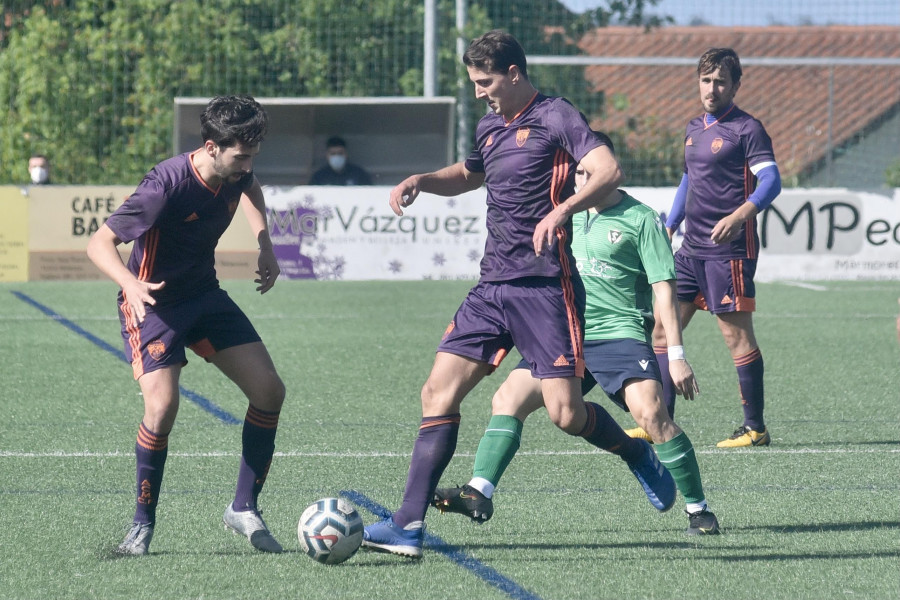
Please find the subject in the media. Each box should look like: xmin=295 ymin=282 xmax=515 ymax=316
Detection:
xmin=308 ymin=136 xmax=373 ymax=186
xmin=28 ymin=154 xmax=51 ymax=185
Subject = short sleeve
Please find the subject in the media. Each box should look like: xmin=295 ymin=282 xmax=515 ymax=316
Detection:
xmin=104 ymin=176 xmax=167 ymax=244
xmin=637 ymin=209 xmax=676 ymax=284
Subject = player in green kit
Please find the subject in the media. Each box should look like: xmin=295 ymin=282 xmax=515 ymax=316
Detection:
xmin=433 ymin=134 xmax=720 ymax=534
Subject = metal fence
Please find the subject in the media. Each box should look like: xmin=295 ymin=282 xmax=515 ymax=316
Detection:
xmin=1 ymin=0 xmax=897 ymax=187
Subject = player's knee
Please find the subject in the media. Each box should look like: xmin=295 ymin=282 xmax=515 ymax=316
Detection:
xmin=491 ymin=387 xmax=520 ymax=415
xmin=420 ymin=379 xmax=458 ymax=414
xmin=634 ymin=403 xmax=681 ymax=442
xmin=723 ymin=332 xmax=757 ymax=357
xmin=252 ymin=373 xmax=286 ymax=411
xmin=546 ymin=405 xmax=581 ymax=435
xmin=629 ymin=401 xmax=657 ymax=427
xmin=558 ymin=419 xmax=583 ymax=436
xmin=143 ymin=398 xmax=179 ymax=434
xmin=270 ymin=375 xmax=286 ymax=406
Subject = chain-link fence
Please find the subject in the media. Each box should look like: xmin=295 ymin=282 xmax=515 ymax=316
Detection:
xmin=1 ymin=0 xmax=897 ymax=187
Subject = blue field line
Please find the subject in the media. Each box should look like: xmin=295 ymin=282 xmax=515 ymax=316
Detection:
xmin=11 ymin=290 xmax=241 ymax=425
xmin=341 ymin=490 xmax=543 ymax=600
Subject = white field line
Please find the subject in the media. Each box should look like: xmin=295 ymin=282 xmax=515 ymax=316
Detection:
xmin=3 ymin=313 xmax=898 ymax=323
xmin=1 ymin=448 xmax=898 ymax=459
xmin=778 ymin=281 xmax=829 ymax=291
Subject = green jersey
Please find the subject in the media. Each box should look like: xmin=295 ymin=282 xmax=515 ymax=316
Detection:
xmin=571 ymin=192 xmax=675 ymax=342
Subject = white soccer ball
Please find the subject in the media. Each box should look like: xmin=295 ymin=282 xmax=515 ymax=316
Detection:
xmin=297 ymin=497 xmax=363 ymax=565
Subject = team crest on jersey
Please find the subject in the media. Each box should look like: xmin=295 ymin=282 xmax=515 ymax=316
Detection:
xmin=147 ymin=340 xmax=166 ymax=360
xmin=516 ymin=127 xmax=530 ymax=147
xmin=608 ymin=229 xmax=623 ymax=244
xmin=711 ymin=137 xmax=724 ymax=153
xmin=485 ymin=134 xmax=493 ymax=147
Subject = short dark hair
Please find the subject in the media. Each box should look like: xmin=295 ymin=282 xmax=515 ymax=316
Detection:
xmin=463 ymin=30 xmax=528 ymax=79
xmin=200 ymin=95 xmax=268 ymax=148
xmin=326 ymin=136 xmax=347 ymax=148
xmin=697 ymin=48 xmax=742 ymax=84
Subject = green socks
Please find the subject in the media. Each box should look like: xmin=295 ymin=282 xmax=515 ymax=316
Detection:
xmin=472 ymin=415 xmax=524 ymax=487
xmin=655 ymin=431 xmax=706 ymax=505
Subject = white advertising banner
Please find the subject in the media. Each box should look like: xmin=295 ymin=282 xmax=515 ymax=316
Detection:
xmin=14 ymin=184 xmax=897 ymax=282
xmin=755 ymin=189 xmax=900 ymax=282
xmin=261 ymin=186 xmax=899 ymax=282
xmin=262 ymin=186 xmax=487 ymax=280
xmin=625 ymin=187 xmax=900 ymax=282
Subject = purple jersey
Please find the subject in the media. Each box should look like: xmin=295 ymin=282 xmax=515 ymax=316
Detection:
xmin=105 ymin=152 xmax=253 ymax=307
xmin=464 ymin=93 xmax=603 ymax=281
xmin=680 ymin=105 xmax=775 ymax=259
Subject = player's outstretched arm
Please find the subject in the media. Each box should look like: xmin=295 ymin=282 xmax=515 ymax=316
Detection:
xmin=652 ymin=279 xmax=699 ymax=400
xmin=389 ymin=162 xmax=484 ymax=216
xmin=241 ymin=177 xmax=279 ymax=294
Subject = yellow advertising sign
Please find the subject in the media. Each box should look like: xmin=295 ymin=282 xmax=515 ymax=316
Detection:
xmin=25 ymin=186 xmax=133 ymax=280
xmin=0 ymin=186 xmax=29 ymax=281
xmin=24 ymin=185 xmax=259 ymax=281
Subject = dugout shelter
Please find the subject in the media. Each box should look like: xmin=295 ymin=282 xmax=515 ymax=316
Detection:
xmin=174 ymin=97 xmax=456 ymax=186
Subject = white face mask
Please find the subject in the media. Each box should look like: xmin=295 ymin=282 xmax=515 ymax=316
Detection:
xmin=327 ymin=155 xmax=346 ymax=172
xmin=574 ymin=169 xmax=587 ymax=194
xmin=30 ymin=166 xmax=48 ymax=184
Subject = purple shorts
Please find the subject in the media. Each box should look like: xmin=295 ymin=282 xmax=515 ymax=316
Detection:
xmin=674 ymin=252 xmax=757 ymax=314
xmin=118 ymin=288 xmax=261 ymax=379
xmin=437 ymin=277 xmax=585 ymax=379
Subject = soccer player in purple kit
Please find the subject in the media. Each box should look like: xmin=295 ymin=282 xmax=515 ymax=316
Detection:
xmin=645 ymin=48 xmax=782 ymax=448
xmin=87 ymin=95 xmax=287 ymax=555
xmin=431 ymin=134 xmax=720 ymax=535
xmin=361 ymin=30 xmax=674 ymax=558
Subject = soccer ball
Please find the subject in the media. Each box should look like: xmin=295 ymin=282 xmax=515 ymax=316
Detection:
xmin=297 ymin=497 xmax=363 ymax=565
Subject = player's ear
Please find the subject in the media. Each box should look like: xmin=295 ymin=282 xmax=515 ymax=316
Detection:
xmin=508 ymin=65 xmax=520 ymax=84
xmin=203 ymin=139 xmax=219 ymax=157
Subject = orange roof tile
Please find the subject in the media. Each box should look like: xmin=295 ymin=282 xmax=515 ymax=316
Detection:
xmin=577 ymin=26 xmax=900 ymax=179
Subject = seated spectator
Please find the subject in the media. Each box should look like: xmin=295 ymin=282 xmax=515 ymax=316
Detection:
xmin=28 ymin=154 xmax=51 ymax=185
xmin=308 ymin=136 xmax=372 ymax=186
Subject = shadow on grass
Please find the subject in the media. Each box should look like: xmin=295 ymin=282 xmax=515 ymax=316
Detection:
xmin=789 ymin=440 xmax=900 ymax=447
xmin=97 ymin=546 xmax=293 ymax=561
xmin=427 ymin=540 xmax=900 ymax=565
xmin=703 ymin=549 xmax=900 ymax=562
xmin=735 ymin=520 xmax=900 ymax=534
xmin=430 ymin=541 xmax=701 ymax=552
xmin=98 ymin=544 xmax=420 ymax=567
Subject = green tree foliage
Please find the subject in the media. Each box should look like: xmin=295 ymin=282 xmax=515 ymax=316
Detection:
xmin=1 ymin=1 xmax=265 ymax=184
xmin=0 ymin=0 xmax=665 ymax=185
xmin=885 ymin=158 xmax=900 ymax=187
